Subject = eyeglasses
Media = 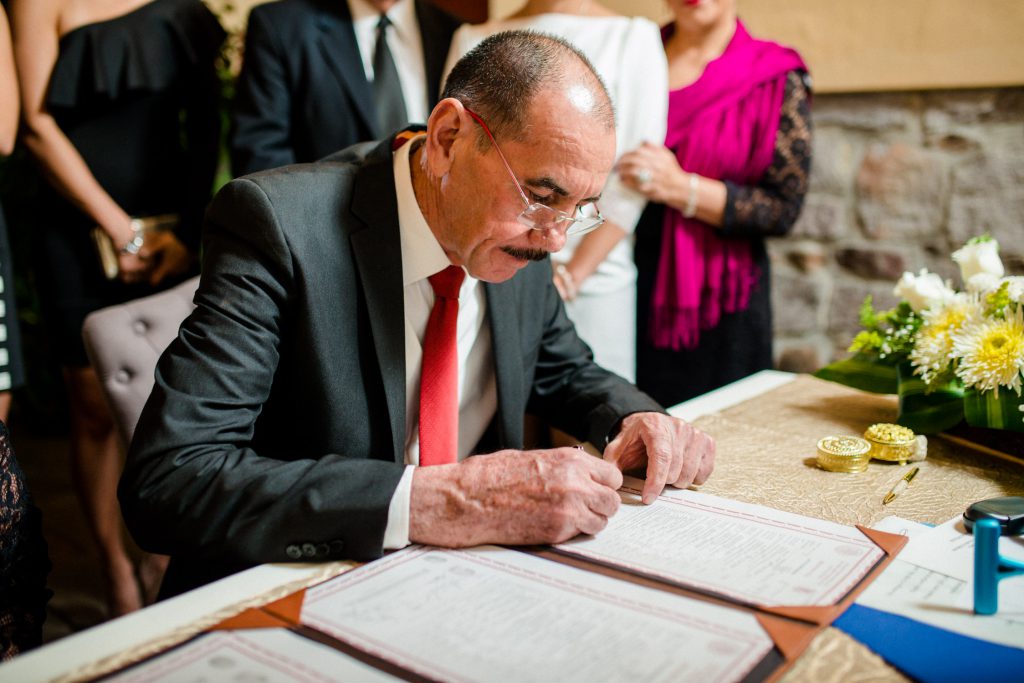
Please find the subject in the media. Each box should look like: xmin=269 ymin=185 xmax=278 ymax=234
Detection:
xmin=463 ymin=107 xmax=604 ymax=237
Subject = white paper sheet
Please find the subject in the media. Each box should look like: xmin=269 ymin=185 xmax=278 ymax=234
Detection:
xmin=301 ymin=546 xmax=773 ymax=683
xmin=555 ymin=481 xmax=884 ymax=607
xmin=856 ymin=558 xmax=1024 ymax=647
xmin=898 ymin=514 xmax=1024 ymax=582
xmin=854 ymin=515 xmax=1024 ymax=646
xmin=106 ymin=628 xmax=398 ymax=682
xmin=871 ymin=515 xmax=930 ymax=539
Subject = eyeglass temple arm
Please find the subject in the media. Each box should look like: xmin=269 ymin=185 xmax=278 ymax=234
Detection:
xmin=462 ymin=107 xmax=532 ymax=206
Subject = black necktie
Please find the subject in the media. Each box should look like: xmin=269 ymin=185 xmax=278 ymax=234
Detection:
xmin=373 ymin=14 xmax=408 ymax=136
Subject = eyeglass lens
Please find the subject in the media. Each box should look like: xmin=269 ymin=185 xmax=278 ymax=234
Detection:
xmin=518 ymin=204 xmax=602 ymax=236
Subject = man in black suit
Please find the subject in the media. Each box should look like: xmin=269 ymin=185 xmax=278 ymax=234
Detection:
xmin=230 ymin=0 xmax=459 ymax=176
xmin=122 ymin=32 xmax=715 ymax=598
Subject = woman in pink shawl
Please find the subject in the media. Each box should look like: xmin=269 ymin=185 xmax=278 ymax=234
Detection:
xmin=619 ymin=0 xmax=811 ymax=408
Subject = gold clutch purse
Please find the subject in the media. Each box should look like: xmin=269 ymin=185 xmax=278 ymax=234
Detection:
xmin=91 ymin=214 xmax=180 ymax=280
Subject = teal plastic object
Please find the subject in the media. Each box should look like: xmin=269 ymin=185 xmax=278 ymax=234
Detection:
xmin=973 ymin=518 xmax=1024 ymax=615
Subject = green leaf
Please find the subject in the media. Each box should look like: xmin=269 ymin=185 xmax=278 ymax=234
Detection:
xmin=896 ymin=362 xmax=964 ymax=434
xmin=964 ymin=387 xmax=1024 ymax=432
xmin=814 ymin=353 xmax=899 ymax=394
xmin=858 ymin=296 xmax=878 ymax=329
xmin=849 ymin=330 xmax=883 ymax=354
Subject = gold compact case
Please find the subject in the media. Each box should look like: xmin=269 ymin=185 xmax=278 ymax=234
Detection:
xmin=816 ymin=436 xmax=872 ymax=473
xmin=864 ymin=423 xmax=917 ymax=465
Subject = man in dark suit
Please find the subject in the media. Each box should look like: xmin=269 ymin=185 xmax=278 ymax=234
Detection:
xmin=122 ymin=32 xmax=715 ymax=598
xmin=230 ymin=0 xmax=459 ymax=176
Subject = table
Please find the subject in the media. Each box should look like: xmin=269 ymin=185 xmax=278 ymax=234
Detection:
xmin=2 ymin=370 xmax=1018 ymax=682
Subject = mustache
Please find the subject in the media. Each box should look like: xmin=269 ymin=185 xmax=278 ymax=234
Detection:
xmin=501 ymin=246 xmax=549 ymax=262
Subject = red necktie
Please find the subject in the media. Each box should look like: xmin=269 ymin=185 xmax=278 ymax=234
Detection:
xmin=419 ymin=266 xmax=465 ymax=466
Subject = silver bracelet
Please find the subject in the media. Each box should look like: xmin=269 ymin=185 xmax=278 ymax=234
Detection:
xmin=120 ymin=218 xmax=145 ymax=255
xmin=683 ymin=173 xmax=700 ymax=219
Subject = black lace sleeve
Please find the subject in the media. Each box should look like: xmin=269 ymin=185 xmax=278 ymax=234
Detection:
xmin=0 ymin=422 xmax=51 ymax=659
xmin=721 ymin=70 xmax=812 ymax=238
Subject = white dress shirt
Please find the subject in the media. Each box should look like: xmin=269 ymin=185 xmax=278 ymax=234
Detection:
xmin=347 ymin=0 xmax=429 ymax=125
xmin=382 ymin=136 xmax=499 ymax=548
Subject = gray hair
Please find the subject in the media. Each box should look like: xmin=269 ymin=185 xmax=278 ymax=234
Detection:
xmin=441 ymin=30 xmax=615 ymax=147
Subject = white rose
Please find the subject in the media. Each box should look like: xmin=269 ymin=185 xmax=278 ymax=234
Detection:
xmin=965 ymin=273 xmax=1002 ymax=294
xmin=952 ymin=239 xmax=1004 ymax=283
xmin=894 ymin=269 xmax=955 ymax=312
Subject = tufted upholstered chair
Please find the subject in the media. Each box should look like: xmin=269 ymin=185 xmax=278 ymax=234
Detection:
xmin=81 ymin=276 xmax=200 ymax=447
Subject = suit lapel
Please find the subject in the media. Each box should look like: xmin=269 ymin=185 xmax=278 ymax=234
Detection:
xmin=415 ymin=0 xmax=447 ymax=107
xmin=485 ymin=282 xmax=525 ymax=448
xmin=315 ymin=2 xmax=380 ymax=138
xmin=350 ymin=139 xmax=406 ymax=462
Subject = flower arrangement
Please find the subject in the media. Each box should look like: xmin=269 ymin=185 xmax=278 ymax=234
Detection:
xmin=817 ymin=237 xmax=1024 ymax=434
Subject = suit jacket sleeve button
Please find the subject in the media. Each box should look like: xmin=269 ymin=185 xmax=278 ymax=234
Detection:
xmin=329 ymin=540 xmax=345 ymax=554
xmin=285 ymin=544 xmax=302 ymax=560
xmin=301 ymin=543 xmax=317 ymax=558
xmin=316 ymin=543 xmax=330 ymax=557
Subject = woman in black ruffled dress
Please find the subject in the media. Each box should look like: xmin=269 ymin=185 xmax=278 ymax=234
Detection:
xmin=9 ymin=0 xmax=223 ymax=616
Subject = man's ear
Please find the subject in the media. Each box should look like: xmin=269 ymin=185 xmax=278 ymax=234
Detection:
xmin=422 ymin=98 xmax=467 ymax=179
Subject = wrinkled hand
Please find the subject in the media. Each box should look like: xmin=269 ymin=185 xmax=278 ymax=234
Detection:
xmin=618 ymin=141 xmax=687 ymax=205
xmin=603 ymin=412 xmax=715 ymax=504
xmin=551 ymin=262 xmax=577 ymax=301
xmin=409 ymin=447 xmax=623 ymax=547
xmin=139 ymin=231 xmax=191 ymax=286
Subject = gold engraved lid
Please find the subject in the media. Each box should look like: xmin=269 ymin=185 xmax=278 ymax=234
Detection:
xmin=816 ymin=435 xmax=872 ymax=473
xmin=864 ymin=423 xmax=917 ymax=464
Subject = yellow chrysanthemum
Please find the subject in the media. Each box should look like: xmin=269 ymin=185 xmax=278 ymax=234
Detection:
xmin=910 ymin=298 xmax=973 ymax=385
xmin=952 ymin=305 xmax=1024 ymax=396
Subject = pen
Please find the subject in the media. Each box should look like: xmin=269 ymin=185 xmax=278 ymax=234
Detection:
xmin=883 ymin=466 xmax=919 ymax=505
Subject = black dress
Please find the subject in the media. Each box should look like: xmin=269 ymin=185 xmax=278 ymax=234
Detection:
xmin=33 ymin=0 xmax=224 ymax=366
xmin=635 ymin=71 xmax=813 ymax=408
xmin=0 ymin=420 xmax=50 ymax=659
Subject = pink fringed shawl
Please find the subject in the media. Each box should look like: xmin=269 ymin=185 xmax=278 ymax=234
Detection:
xmin=649 ymin=21 xmax=806 ymax=350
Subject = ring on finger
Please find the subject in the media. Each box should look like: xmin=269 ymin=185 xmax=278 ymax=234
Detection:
xmin=635 ymin=168 xmax=653 ymax=186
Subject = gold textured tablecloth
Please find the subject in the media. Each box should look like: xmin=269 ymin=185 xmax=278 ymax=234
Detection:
xmin=691 ymin=375 xmax=1024 ymax=682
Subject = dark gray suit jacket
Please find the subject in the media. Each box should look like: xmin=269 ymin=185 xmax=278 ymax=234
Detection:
xmin=230 ymin=0 xmax=459 ymax=176
xmin=120 ymin=136 xmax=663 ymax=597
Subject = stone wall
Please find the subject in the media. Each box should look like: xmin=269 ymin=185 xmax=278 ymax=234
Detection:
xmin=771 ymin=87 xmax=1024 ymax=374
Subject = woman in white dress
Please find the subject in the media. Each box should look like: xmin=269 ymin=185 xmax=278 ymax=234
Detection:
xmin=444 ymin=0 xmax=667 ymax=383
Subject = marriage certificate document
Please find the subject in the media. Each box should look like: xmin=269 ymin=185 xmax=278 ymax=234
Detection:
xmin=300 ymin=545 xmax=773 ymax=683
xmin=556 ymin=480 xmax=884 ymax=608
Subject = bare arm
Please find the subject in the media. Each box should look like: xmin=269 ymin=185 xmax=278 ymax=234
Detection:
xmin=9 ymin=0 xmax=148 ymax=280
xmin=0 ymin=7 xmax=18 ymax=155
